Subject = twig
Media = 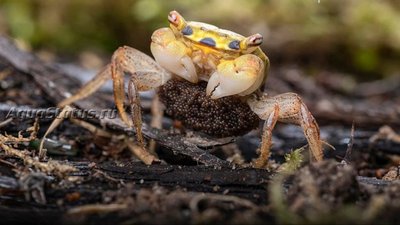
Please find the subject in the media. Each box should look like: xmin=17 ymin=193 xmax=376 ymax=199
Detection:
xmin=189 ymin=193 xmax=257 ymax=214
xmin=92 ymin=169 xmax=123 ymax=184
xmin=39 ymin=105 xmax=73 ymax=159
xmin=0 ymin=121 xmax=77 ymax=177
xmin=342 ymin=122 xmax=355 ymax=164
xmin=0 ymin=118 xmax=13 ymax=128
xmin=0 ymin=143 xmax=76 ymax=177
xmin=126 ymin=140 xmax=160 ymax=165
xmin=369 ymin=125 xmax=400 ymax=143
xmin=0 ymin=158 xmax=17 ymax=168
xmin=67 ymin=203 xmax=128 ymax=216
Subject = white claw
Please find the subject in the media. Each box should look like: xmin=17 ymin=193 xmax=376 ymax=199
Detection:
xmin=206 ymin=72 xmax=220 ymax=98
xmin=206 ymin=55 xmax=264 ymax=99
xmin=206 ymin=70 xmax=255 ymax=99
xmin=150 ymin=41 xmax=198 ymax=83
xmin=179 ymin=56 xmax=198 ymax=83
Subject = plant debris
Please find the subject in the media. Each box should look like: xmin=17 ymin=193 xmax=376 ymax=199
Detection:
xmin=0 ymin=120 xmax=76 ymax=177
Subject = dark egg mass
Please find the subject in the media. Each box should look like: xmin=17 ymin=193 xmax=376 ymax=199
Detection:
xmin=158 ymin=79 xmax=260 ymax=137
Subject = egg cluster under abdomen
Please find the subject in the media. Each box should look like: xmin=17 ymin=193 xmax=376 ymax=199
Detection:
xmin=158 ymin=79 xmax=260 ymax=137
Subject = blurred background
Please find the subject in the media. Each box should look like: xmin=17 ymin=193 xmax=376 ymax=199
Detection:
xmin=0 ymin=0 xmax=399 ymax=80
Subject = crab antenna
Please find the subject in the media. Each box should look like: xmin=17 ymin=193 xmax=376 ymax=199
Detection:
xmin=168 ymin=10 xmax=187 ymax=30
xmin=241 ymin=33 xmax=263 ymax=50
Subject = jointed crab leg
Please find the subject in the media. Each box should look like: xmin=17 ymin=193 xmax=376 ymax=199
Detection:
xmin=58 ymin=66 xmax=111 ymax=108
xmin=255 ymin=104 xmax=279 ymax=168
xmin=58 ymin=46 xmax=171 ymax=150
xmin=128 ymin=78 xmax=144 ymax=146
xmin=248 ymin=92 xmax=323 ymax=168
xmin=110 ymin=46 xmax=171 ymax=147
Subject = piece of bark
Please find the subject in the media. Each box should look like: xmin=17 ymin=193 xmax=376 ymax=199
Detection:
xmin=0 ymin=161 xmax=392 ymax=207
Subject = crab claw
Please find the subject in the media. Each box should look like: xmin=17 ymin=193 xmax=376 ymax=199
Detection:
xmin=206 ymin=54 xmax=264 ymax=99
xmin=151 ymin=28 xmax=198 ymax=83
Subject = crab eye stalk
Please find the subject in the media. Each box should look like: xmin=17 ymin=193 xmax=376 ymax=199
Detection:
xmin=241 ymin=33 xmax=263 ymax=50
xmin=168 ymin=10 xmax=187 ymax=30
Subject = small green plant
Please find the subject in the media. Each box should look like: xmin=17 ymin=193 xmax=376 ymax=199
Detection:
xmin=279 ymin=146 xmax=306 ymax=173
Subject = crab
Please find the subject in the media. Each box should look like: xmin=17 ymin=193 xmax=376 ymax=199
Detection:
xmin=58 ymin=11 xmax=323 ymax=168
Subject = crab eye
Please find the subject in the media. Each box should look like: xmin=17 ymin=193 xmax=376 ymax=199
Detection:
xmin=168 ymin=12 xmax=177 ymax=23
xmin=181 ymin=26 xmax=193 ymax=36
xmin=228 ymin=40 xmax=240 ymax=50
xmin=168 ymin=11 xmax=182 ymax=27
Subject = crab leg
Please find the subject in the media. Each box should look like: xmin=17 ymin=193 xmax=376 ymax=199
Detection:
xmin=58 ymin=65 xmax=111 ymax=107
xmin=255 ymin=104 xmax=279 ymax=168
xmin=127 ymin=78 xmax=144 ymax=145
xmin=248 ymin=93 xmax=323 ymax=168
xmin=58 ymin=45 xmax=171 ymax=150
xmin=110 ymin=46 xmax=171 ymax=147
